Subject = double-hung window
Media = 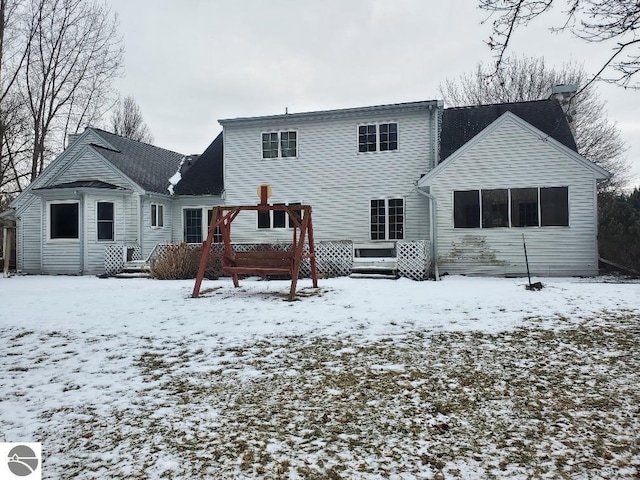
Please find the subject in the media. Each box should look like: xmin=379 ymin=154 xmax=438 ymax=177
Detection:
xmin=370 ymin=198 xmax=404 ymax=240
xmin=358 ymin=123 xmax=398 ymax=153
xmin=49 ymin=202 xmax=79 ymax=240
xmin=151 ymin=203 xmax=164 ymax=228
xmin=453 ymin=187 xmax=569 ymax=228
xmin=262 ymin=131 xmax=297 ymax=158
xmin=97 ymin=202 xmax=114 ymax=241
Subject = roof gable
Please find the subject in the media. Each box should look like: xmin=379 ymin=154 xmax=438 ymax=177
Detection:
xmin=10 ymin=128 xmax=111 ymax=210
xmin=440 ymin=99 xmax=577 ymax=161
xmin=90 ymin=129 xmax=185 ymax=194
xmin=174 ymin=132 xmax=223 ymax=195
xmin=420 ymin=111 xmax=609 ymax=186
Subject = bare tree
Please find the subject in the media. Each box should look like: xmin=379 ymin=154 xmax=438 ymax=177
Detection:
xmin=0 ymin=0 xmax=33 ymax=197
xmin=22 ymin=0 xmax=123 ymax=182
xmin=110 ymin=95 xmax=153 ymax=143
xmin=439 ymin=56 xmax=629 ymax=191
xmin=480 ymin=0 xmax=640 ymax=90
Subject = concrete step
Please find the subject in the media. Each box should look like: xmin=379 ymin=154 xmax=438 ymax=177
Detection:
xmin=350 ymin=272 xmax=399 ymax=280
xmin=115 ymin=271 xmax=151 ymax=279
xmin=122 ymin=261 xmax=151 ymax=273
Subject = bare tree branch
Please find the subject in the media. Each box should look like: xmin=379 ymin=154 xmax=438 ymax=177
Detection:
xmin=109 ymin=95 xmax=154 ymax=143
xmin=480 ymin=0 xmax=640 ymax=89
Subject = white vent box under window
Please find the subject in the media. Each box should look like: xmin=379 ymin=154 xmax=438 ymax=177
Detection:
xmin=352 ymin=243 xmax=398 ymax=273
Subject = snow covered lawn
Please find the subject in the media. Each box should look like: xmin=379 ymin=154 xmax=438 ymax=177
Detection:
xmin=1 ymin=275 xmax=639 ymax=479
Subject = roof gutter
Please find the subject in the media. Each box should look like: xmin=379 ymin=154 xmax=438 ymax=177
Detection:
xmin=416 ymin=186 xmax=439 ymax=281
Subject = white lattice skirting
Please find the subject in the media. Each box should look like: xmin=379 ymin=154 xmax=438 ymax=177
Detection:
xmin=104 ymin=244 xmax=142 ymax=275
xmin=397 ymin=240 xmax=431 ymax=280
xmin=108 ymin=240 xmax=430 ymax=279
xmin=316 ymin=241 xmax=353 ymax=277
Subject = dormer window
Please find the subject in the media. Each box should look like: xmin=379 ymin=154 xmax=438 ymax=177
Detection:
xmin=262 ymin=131 xmax=297 ymax=158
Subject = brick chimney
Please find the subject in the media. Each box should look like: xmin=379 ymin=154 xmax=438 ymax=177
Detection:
xmin=548 ymin=84 xmax=578 ymax=137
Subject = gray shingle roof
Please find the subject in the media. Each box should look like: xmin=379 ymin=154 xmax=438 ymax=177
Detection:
xmin=441 ymin=99 xmax=577 ymax=161
xmin=174 ymin=132 xmax=223 ymax=195
xmin=90 ymin=129 xmax=185 ymax=194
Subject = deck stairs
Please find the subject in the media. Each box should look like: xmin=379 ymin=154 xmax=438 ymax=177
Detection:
xmin=115 ymin=260 xmax=152 ymax=278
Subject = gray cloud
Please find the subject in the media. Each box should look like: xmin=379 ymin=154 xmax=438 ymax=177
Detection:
xmin=110 ymin=0 xmax=640 ymax=186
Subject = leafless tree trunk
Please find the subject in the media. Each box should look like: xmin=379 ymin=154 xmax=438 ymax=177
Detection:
xmin=439 ymin=56 xmax=629 ymax=192
xmin=23 ymin=0 xmax=123 ymax=182
xmin=0 ymin=0 xmax=33 ymax=198
xmin=0 ymin=0 xmax=122 ymax=201
xmin=110 ymin=95 xmax=154 ymax=143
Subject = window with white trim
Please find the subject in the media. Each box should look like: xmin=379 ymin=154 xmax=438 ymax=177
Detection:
xmin=257 ymin=203 xmax=302 ymax=229
xmin=151 ymin=203 xmax=164 ymax=228
xmin=49 ymin=201 xmax=79 ymax=240
xmin=183 ymin=208 xmax=222 ymax=243
xmin=97 ymin=202 xmax=114 ymax=241
xmin=262 ymin=131 xmax=297 ymax=158
xmin=358 ymin=123 xmax=398 ymax=153
xmin=370 ymin=198 xmax=404 ymax=240
xmin=453 ymin=187 xmax=569 ymax=228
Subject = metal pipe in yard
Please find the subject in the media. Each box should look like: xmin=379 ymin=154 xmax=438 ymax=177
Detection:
xmin=522 ymin=233 xmax=532 ymax=287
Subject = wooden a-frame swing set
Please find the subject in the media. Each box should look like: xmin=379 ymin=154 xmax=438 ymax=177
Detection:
xmin=192 ymin=186 xmax=319 ymax=301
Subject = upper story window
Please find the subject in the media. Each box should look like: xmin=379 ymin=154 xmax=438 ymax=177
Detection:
xmin=151 ymin=203 xmax=164 ymax=228
xmin=358 ymin=122 xmax=398 ymax=153
xmin=453 ymin=187 xmax=569 ymax=228
xmin=262 ymin=131 xmax=297 ymax=158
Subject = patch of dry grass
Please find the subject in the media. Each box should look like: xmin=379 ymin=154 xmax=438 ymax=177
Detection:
xmin=28 ymin=311 xmax=640 ymax=478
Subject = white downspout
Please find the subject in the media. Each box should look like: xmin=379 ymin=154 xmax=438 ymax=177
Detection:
xmin=416 ymin=186 xmax=439 ymax=281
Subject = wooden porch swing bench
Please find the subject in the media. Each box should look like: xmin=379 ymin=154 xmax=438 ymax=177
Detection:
xmin=192 ymin=200 xmax=319 ymax=301
xmin=224 ymin=249 xmax=294 ymax=281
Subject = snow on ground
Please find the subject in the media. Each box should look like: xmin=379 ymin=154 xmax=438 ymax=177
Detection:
xmin=1 ymin=275 xmax=639 ymax=479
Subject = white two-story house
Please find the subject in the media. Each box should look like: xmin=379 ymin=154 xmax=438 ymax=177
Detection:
xmin=7 ymin=96 xmax=609 ymax=278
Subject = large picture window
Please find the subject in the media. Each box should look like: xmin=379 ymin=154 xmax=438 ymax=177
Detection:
xmin=454 ymin=190 xmax=480 ymax=228
xmin=262 ymin=131 xmax=297 ymax=158
xmin=453 ymin=187 xmax=569 ymax=228
xmin=370 ymin=198 xmax=404 ymax=240
xmin=540 ymin=187 xmax=569 ymax=226
xmin=49 ymin=202 xmax=79 ymax=240
xmin=482 ymin=189 xmax=509 ymax=228
xmin=511 ymin=188 xmax=539 ymax=227
xmin=358 ymin=123 xmax=398 ymax=153
xmin=97 ymin=202 xmax=114 ymax=241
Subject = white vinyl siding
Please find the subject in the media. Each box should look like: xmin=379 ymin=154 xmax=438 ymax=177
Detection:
xmin=13 ymin=144 xmax=140 ymax=275
xmin=428 ymin=115 xmax=600 ymax=277
xmin=50 ymin=149 xmax=132 ymax=188
xmin=223 ymin=108 xmax=435 ymax=244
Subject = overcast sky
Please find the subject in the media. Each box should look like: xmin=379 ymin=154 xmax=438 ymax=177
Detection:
xmin=108 ymin=0 xmax=640 ymax=188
